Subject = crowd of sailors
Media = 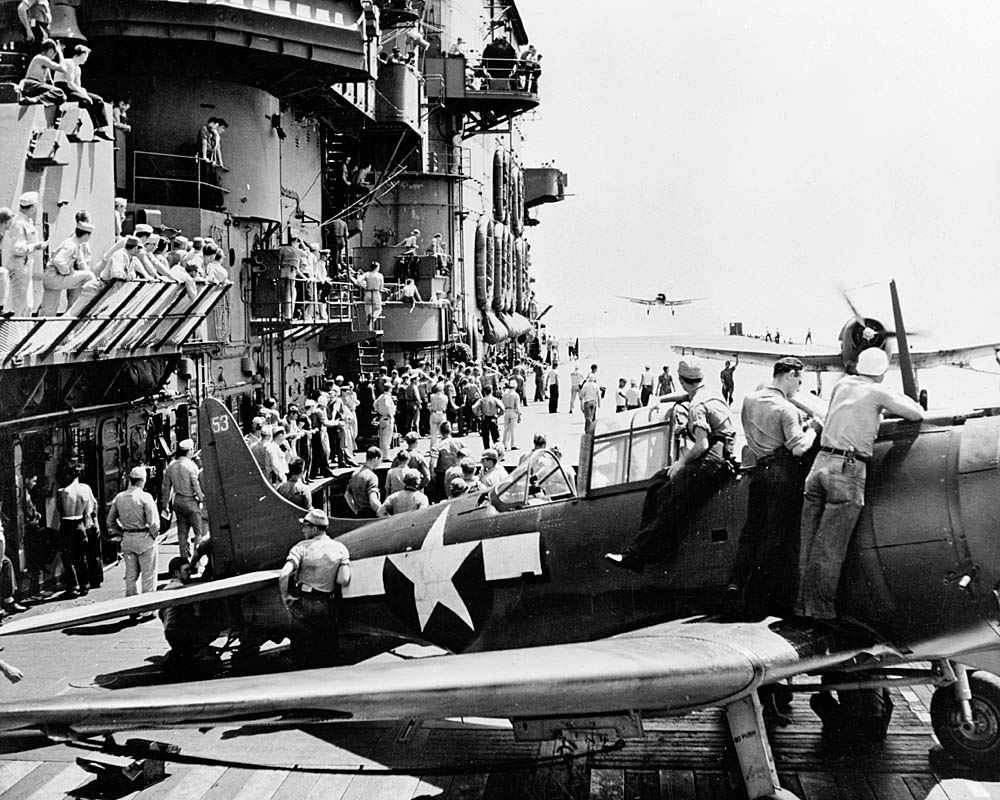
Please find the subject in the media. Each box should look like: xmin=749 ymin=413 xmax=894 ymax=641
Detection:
xmin=0 ymin=191 xmax=231 ymax=320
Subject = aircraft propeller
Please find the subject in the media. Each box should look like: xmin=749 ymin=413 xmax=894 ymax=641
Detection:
xmin=837 ymin=282 xmax=924 ymax=342
xmin=837 ymin=281 xmax=920 ymax=400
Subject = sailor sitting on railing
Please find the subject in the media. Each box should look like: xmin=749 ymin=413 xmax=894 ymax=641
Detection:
xmin=181 ymin=236 xmax=205 ymax=277
xmin=99 ymin=235 xmax=144 ymax=281
xmin=95 ymin=224 xmax=161 ymax=281
xmin=204 ymin=243 xmax=229 ymax=284
xmin=38 ymin=220 xmax=100 ymax=316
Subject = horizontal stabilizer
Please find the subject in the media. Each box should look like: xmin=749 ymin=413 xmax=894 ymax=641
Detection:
xmin=0 ymin=570 xmax=280 ymax=637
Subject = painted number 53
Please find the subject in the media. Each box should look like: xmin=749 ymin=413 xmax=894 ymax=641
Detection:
xmin=210 ymin=415 xmax=230 ymax=433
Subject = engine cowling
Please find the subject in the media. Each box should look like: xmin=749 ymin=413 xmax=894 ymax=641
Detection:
xmin=839 ymin=316 xmax=892 ymax=374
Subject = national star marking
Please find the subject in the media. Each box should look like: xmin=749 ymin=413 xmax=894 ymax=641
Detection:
xmin=386 ymin=505 xmax=478 ymax=631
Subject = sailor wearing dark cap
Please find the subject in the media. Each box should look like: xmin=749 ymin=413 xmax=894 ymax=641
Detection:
xmin=724 ymin=356 xmax=818 ymax=618
xmin=607 ymin=358 xmax=735 ymax=573
xmin=161 ymin=438 xmax=204 ymax=563
xmin=479 ymin=448 xmax=506 ymax=489
xmin=107 ymin=465 xmax=161 ymax=603
xmin=279 ymin=508 xmax=351 ymax=666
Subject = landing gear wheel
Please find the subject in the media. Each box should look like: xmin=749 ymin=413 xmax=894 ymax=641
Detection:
xmin=931 ymin=671 xmax=1000 ymax=768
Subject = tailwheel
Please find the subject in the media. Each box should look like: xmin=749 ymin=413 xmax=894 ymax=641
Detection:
xmin=931 ymin=671 xmax=1000 ymax=768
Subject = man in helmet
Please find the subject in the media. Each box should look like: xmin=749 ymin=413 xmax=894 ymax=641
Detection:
xmin=796 ymin=347 xmax=924 ymax=621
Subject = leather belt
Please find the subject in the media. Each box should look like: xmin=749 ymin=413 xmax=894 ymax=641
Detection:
xmin=756 ymin=448 xmax=793 ymax=465
xmin=121 ymin=527 xmax=148 ymax=533
xmin=820 ymin=446 xmax=870 ymax=464
xmin=299 ymin=586 xmax=333 ymax=596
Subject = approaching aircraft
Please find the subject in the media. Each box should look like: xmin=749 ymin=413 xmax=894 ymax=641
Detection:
xmin=3 ymin=282 xmax=1000 ymax=800
xmin=617 ymin=291 xmax=706 ymax=315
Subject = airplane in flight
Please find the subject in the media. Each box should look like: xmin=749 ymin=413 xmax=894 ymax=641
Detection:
xmin=2 ymin=281 xmax=1000 ymax=800
xmin=617 ymin=291 xmax=707 ymax=315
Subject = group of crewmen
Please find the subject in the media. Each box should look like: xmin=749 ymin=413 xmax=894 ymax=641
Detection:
xmin=0 ymin=191 xmax=229 ymax=319
xmin=607 ymin=347 xmax=924 ymax=625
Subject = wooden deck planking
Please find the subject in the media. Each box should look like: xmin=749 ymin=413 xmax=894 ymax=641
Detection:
xmin=658 ymin=769 xmax=696 ymax=800
xmin=265 ymin=771 xmax=322 ymax=800
xmin=2 ymin=685 xmax=1000 ymax=800
xmin=624 ymin=769 xmax=660 ymax=800
xmin=2 ymin=762 xmax=76 ymax=800
xmin=834 ymin=772 xmax=880 ymax=800
xmin=443 ymin=772 xmax=489 ymax=800
xmin=589 ymin=768 xmax=624 ymax=800
xmin=411 ymin=774 xmax=451 ymax=798
xmin=798 ymin=772 xmax=847 ymax=800
xmin=0 ymin=761 xmax=42 ymax=794
xmin=371 ymin=774 xmax=424 ymax=800
xmin=933 ymin=777 xmax=1000 ymax=800
xmin=20 ymin=763 xmax=90 ymax=799
xmin=219 ymin=768 xmax=290 ymax=800
xmin=692 ymin=770 xmax=732 ymax=800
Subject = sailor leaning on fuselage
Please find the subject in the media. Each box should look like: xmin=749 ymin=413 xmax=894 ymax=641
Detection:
xmin=726 ymin=357 xmax=819 ymax=619
xmin=796 ymin=348 xmax=924 ymax=622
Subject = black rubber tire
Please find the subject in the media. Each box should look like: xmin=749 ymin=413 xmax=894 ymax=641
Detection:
xmin=931 ymin=671 xmax=1000 ymax=768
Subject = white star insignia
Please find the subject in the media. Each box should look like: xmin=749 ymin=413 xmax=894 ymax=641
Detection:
xmin=387 ymin=505 xmax=478 ymax=632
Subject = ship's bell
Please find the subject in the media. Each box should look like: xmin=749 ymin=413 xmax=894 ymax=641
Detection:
xmin=49 ymin=0 xmax=87 ymax=44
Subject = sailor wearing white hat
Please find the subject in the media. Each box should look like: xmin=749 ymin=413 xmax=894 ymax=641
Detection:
xmin=161 ymin=437 xmax=204 ymax=562
xmin=38 ymin=220 xmax=100 ymax=316
xmin=278 ymin=507 xmax=352 ymax=666
xmin=2 ymin=191 xmax=47 ymax=316
xmin=796 ymin=348 xmax=924 ymax=621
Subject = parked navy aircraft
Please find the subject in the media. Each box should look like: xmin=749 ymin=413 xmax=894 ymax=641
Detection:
xmin=671 ymin=282 xmax=1000 ymax=379
xmin=617 ymin=291 xmax=706 ymax=315
xmin=3 ymin=282 xmax=1000 ymax=800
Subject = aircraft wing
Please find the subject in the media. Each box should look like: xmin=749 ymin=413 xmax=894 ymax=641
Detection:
xmin=0 ymin=570 xmax=280 ymax=637
xmin=672 ymin=336 xmax=1000 ymax=372
xmin=617 ymin=295 xmax=657 ymax=306
xmin=907 ymin=343 xmax=1000 ymax=369
xmin=0 ymin=617 xmax=898 ymax=735
xmin=663 ymin=297 xmax=706 ymax=307
xmin=670 ymin=336 xmax=844 ymax=369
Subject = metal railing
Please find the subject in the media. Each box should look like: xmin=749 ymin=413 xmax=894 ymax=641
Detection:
xmin=459 ymin=56 xmax=541 ymax=93
xmin=249 ymin=278 xmax=357 ymax=327
xmin=132 ymin=150 xmax=230 ymax=210
xmin=0 ymin=279 xmax=231 ymax=367
xmin=426 ymin=146 xmax=471 ymax=177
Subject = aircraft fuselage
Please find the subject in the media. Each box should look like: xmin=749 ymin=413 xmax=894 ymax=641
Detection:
xmin=203 ymin=400 xmax=1000 ymax=668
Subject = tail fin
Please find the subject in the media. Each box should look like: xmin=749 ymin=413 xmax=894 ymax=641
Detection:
xmin=198 ymin=398 xmax=364 ymax=577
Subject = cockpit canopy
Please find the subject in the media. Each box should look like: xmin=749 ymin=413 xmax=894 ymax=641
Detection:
xmin=487 ymin=403 xmax=685 ymax=511
xmin=492 ymin=448 xmax=577 ymax=510
xmin=584 ymin=403 xmax=681 ymax=494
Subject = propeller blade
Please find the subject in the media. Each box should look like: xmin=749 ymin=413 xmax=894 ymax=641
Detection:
xmin=836 ymin=283 xmax=866 ymax=326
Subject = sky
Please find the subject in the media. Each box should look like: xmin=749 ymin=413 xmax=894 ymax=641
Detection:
xmin=516 ymin=1 xmax=1000 ymax=348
